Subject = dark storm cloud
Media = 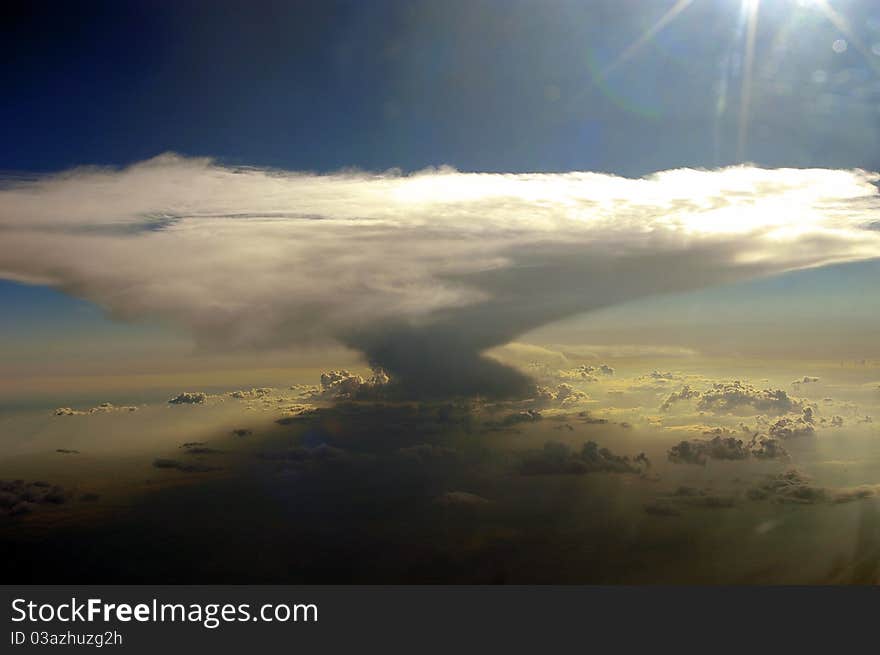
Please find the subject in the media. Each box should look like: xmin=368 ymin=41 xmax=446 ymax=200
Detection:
xmin=346 ymin=238 xmax=815 ymax=399
xmin=272 ymin=400 xmax=476 ymax=451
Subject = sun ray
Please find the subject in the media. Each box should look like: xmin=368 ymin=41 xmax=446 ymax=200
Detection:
xmin=599 ymin=0 xmax=694 ymax=80
xmin=737 ymin=0 xmax=760 ymax=163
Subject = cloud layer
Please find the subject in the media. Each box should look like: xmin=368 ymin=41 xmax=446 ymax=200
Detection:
xmin=2 ymin=154 xmax=880 ymax=396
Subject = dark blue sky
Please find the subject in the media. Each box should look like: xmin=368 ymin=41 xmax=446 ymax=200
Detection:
xmin=5 ymin=0 xmax=880 ymax=176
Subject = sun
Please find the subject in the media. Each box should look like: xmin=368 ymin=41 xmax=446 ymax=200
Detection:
xmin=601 ymin=0 xmax=876 ymax=163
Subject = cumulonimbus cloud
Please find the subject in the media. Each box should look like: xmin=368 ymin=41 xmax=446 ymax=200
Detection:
xmin=1 ymin=154 xmax=879 ymax=397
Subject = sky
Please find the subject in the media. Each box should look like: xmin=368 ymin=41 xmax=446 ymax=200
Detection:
xmin=4 ymin=0 xmax=880 ymax=387
xmin=5 ymin=0 xmax=880 ymax=174
xmin=6 ymin=1 xmax=880 ymax=586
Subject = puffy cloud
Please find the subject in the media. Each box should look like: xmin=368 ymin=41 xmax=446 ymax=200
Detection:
xmin=660 ymin=385 xmax=701 ymax=411
xmin=667 ymin=433 xmax=788 ymax=465
xmin=275 ymin=404 xmax=318 ymax=422
xmin=767 ymin=413 xmax=816 ymax=440
xmin=668 ymin=436 xmax=750 ymax=465
xmin=0 ymin=479 xmax=69 ymax=516
xmin=519 ymin=440 xmax=649 ymax=475
xmin=646 ymin=469 xmax=880 ymax=516
xmin=320 ymin=370 xmax=362 ymax=393
xmin=535 ymin=383 xmax=590 ymax=407
xmin=747 ymin=470 xmax=880 ymax=505
xmin=747 ymin=469 xmax=828 ymax=504
xmin=484 ymin=409 xmax=543 ymax=430
xmin=3 ymin=156 xmax=880 ymax=398
xmin=229 ymin=387 xmax=274 ymax=399
xmin=224 ymin=383 xmax=319 ymax=413
xmin=661 ymin=381 xmax=805 ymax=415
xmin=167 ymin=392 xmax=208 ymax=405
xmin=803 ymin=407 xmax=815 ymax=423
xmin=290 ymin=383 xmax=322 ymax=396
xmin=748 ymin=435 xmax=788 ymax=460
xmin=559 ymin=364 xmax=615 ymax=381
xmin=53 ymin=408 xmax=82 ymax=416
xmin=317 ymin=368 xmax=390 ymax=399
xmin=698 ymin=382 xmax=803 ymax=415
xmin=54 ymin=402 xmax=138 ymax=415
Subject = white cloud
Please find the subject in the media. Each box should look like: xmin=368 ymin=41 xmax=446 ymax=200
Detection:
xmin=2 ymin=154 xmax=880 ymax=396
